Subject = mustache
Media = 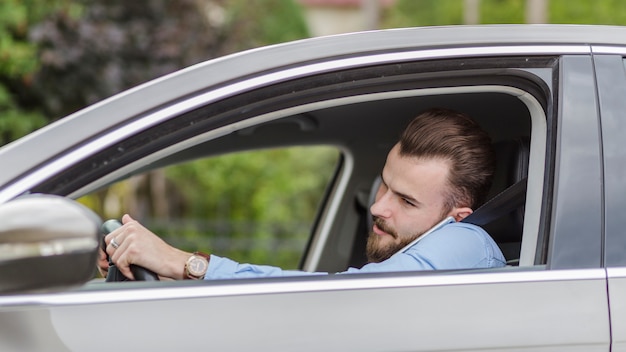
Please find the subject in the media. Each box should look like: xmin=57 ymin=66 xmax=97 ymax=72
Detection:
xmin=372 ymin=217 xmax=397 ymax=239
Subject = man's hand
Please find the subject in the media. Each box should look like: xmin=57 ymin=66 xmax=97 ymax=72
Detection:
xmin=102 ymin=214 xmax=193 ymax=280
xmin=97 ymin=248 xmax=110 ymax=278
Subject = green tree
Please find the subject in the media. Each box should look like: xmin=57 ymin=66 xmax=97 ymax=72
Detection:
xmin=28 ymin=0 xmax=309 ymax=119
xmin=221 ymin=0 xmax=309 ymax=52
xmin=29 ymin=0 xmax=228 ymax=119
xmin=0 ymin=0 xmax=75 ymax=145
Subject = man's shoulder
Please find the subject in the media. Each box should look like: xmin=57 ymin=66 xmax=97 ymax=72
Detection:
xmin=410 ymin=221 xmax=505 ymax=268
xmin=432 ymin=221 xmax=489 ymax=239
xmin=417 ymin=221 xmax=498 ymax=252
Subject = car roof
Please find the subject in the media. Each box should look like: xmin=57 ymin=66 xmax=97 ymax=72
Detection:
xmin=0 ymin=24 xmax=623 ymax=189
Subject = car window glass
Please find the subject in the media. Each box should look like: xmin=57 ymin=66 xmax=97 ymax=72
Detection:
xmin=79 ymin=145 xmax=340 ymax=269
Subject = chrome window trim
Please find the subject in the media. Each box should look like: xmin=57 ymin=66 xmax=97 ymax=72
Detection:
xmin=518 ymin=91 xmax=547 ymax=266
xmin=0 ymin=44 xmax=583 ymax=203
xmin=607 ymin=267 xmax=626 ymax=278
xmin=304 ymin=143 xmax=353 ymax=270
xmin=592 ymin=45 xmax=626 ymax=55
xmin=0 ymin=268 xmax=604 ymax=307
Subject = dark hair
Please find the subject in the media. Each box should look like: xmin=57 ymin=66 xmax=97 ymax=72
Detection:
xmin=399 ymin=108 xmax=495 ymax=211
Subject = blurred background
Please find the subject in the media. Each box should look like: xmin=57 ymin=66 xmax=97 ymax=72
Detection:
xmin=2 ymin=0 xmax=624 ymax=270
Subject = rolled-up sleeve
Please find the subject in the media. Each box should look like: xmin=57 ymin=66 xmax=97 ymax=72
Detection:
xmin=205 ymin=255 xmax=327 ymax=279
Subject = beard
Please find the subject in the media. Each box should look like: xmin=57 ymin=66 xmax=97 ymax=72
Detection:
xmin=365 ymin=217 xmax=424 ymax=263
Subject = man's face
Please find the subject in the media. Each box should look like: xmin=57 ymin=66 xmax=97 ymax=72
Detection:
xmin=367 ymin=144 xmax=453 ymax=263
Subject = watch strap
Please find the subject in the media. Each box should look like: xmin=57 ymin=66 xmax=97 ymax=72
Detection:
xmin=193 ymin=251 xmax=211 ymax=261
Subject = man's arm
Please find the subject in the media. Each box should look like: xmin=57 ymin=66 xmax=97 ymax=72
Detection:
xmin=205 ymin=255 xmax=327 ymax=279
xmin=101 ymin=216 xmax=504 ymax=280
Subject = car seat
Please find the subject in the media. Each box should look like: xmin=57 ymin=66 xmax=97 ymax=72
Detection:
xmin=471 ymin=137 xmax=530 ymax=264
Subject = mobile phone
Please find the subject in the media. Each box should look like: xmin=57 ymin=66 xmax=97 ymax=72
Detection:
xmin=397 ymin=216 xmax=455 ymax=254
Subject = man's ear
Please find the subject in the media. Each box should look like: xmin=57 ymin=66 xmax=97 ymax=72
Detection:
xmin=451 ymin=207 xmax=473 ymax=222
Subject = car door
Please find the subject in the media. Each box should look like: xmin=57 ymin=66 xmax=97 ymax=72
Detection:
xmin=0 ymin=27 xmax=613 ymax=351
xmin=595 ymin=50 xmax=626 ymax=352
xmin=1 ymin=56 xmax=609 ymax=352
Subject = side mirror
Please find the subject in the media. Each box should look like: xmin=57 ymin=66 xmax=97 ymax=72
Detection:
xmin=0 ymin=194 xmax=102 ymax=294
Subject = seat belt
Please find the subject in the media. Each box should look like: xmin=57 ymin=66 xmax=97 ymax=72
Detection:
xmin=461 ymin=177 xmax=527 ymax=226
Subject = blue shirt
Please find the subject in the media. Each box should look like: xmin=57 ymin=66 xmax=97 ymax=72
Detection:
xmin=204 ymin=222 xmax=506 ymax=279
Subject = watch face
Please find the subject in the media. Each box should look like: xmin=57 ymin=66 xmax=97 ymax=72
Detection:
xmin=188 ymin=256 xmax=208 ymax=277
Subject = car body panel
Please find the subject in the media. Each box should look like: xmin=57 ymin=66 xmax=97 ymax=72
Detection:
xmin=0 ymin=268 xmax=610 ymax=351
xmin=1 ymin=24 xmax=626 ymax=350
xmin=547 ymin=55 xmax=603 ymax=269
xmin=594 ymin=53 xmax=626 ymax=267
xmin=595 ymin=52 xmax=626 ymax=351
xmin=608 ymin=269 xmax=626 ymax=352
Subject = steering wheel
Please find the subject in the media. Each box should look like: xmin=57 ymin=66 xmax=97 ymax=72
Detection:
xmin=101 ymin=219 xmax=159 ymax=282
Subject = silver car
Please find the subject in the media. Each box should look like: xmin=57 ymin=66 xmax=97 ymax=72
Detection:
xmin=1 ymin=24 xmax=625 ymax=351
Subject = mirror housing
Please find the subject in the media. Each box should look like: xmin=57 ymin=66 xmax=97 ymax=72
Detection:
xmin=0 ymin=194 xmax=102 ymax=294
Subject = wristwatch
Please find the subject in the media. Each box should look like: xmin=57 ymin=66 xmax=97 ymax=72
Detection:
xmin=184 ymin=252 xmax=210 ymax=280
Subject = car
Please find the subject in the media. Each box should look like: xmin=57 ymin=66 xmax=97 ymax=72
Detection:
xmin=1 ymin=23 xmax=626 ymax=351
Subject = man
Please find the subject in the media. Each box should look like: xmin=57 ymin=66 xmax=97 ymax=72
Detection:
xmin=99 ymin=108 xmax=506 ymax=280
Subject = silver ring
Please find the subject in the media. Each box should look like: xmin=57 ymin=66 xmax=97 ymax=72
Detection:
xmin=110 ymin=238 xmax=120 ymax=249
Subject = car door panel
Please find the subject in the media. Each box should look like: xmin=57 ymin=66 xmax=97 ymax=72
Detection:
xmin=547 ymin=55 xmax=603 ymax=269
xmin=0 ymin=26 xmax=623 ymax=352
xmin=594 ymin=52 xmax=626 ymax=351
xmin=608 ymin=269 xmax=626 ymax=352
xmin=0 ymin=269 xmax=610 ymax=351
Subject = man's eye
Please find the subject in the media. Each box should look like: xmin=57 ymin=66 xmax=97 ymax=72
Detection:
xmin=402 ymin=198 xmax=416 ymax=207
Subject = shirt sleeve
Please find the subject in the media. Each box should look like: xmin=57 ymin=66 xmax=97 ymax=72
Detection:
xmin=205 ymin=255 xmax=328 ymax=279
xmin=204 ymin=222 xmax=505 ymax=280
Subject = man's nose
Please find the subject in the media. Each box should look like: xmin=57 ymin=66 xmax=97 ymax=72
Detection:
xmin=370 ymin=192 xmax=391 ymax=219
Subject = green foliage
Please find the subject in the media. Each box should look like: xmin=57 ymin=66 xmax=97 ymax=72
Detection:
xmin=384 ymin=0 xmax=464 ymax=27
xmin=383 ymin=0 xmax=524 ymax=27
xmin=0 ymin=85 xmax=46 ymax=145
xmin=0 ymin=0 xmax=40 ymax=145
xmin=481 ymin=0 xmax=525 ymax=24
xmin=222 ymin=0 xmax=309 ymax=51
xmin=0 ymin=0 xmax=76 ymax=145
xmin=0 ymin=0 xmax=37 ymax=77
xmin=25 ymin=0 xmax=309 ymax=120
xmin=29 ymin=0 xmax=226 ymax=119
xmin=160 ymin=146 xmax=339 ymax=268
xmin=168 ymin=147 xmax=336 ymax=223
xmin=384 ymin=0 xmax=526 ymax=27
xmin=550 ymin=0 xmax=626 ymax=24
xmin=385 ymin=0 xmax=626 ymax=27
xmin=79 ymin=145 xmax=339 ymax=269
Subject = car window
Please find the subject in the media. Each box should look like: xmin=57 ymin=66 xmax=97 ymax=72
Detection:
xmin=27 ymin=56 xmax=554 ymax=274
xmin=79 ymin=145 xmax=340 ymax=269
